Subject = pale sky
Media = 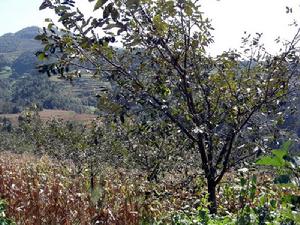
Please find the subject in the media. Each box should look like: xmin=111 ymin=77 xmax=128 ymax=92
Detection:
xmin=0 ymin=0 xmax=299 ymax=55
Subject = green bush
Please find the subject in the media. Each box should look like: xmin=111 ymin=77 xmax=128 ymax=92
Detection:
xmin=166 ymin=172 xmax=300 ymax=225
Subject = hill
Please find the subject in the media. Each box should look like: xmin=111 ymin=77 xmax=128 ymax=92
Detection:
xmin=0 ymin=27 xmax=102 ymax=114
xmin=0 ymin=27 xmax=40 ymax=53
xmin=0 ymin=26 xmax=41 ymax=68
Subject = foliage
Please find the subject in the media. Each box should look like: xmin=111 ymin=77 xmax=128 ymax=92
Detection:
xmin=0 ymin=72 xmax=100 ymax=114
xmin=38 ymin=0 xmax=300 ymax=213
xmin=1 ymin=151 xmax=299 ymax=224
xmin=1 ymin=110 xmax=299 ymax=223
xmin=166 ymin=171 xmax=300 ymax=225
xmin=0 ymin=152 xmax=201 ymax=225
xmin=256 ymin=140 xmax=300 ymax=186
xmin=0 ymin=200 xmax=15 ymax=225
xmin=0 ymin=27 xmax=105 ymax=114
xmin=256 ymin=141 xmax=293 ymax=167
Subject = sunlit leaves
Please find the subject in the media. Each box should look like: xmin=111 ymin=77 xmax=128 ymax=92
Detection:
xmin=256 ymin=141 xmax=292 ymax=167
xmin=37 ymin=52 xmax=47 ymax=61
xmin=153 ymin=14 xmax=168 ymax=35
xmin=36 ymin=1 xmax=300 ymax=213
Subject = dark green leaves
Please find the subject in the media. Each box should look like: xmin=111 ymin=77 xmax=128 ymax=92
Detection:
xmin=111 ymin=8 xmax=119 ymax=21
xmin=39 ymin=0 xmax=53 ymax=10
xmin=94 ymin=0 xmax=108 ymax=11
xmin=126 ymin=0 xmax=140 ymax=9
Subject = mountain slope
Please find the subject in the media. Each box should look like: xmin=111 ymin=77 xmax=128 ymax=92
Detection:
xmin=0 ymin=26 xmax=41 ymax=66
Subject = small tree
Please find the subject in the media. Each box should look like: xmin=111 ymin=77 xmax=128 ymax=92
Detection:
xmin=38 ymin=0 xmax=300 ymax=213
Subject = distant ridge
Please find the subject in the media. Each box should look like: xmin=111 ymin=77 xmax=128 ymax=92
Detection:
xmin=14 ymin=26 xmax=41 ymax=39
xmin=0 ymin=26 xmax=41 ymax=57
xmin=0 ymin=26 xmax=42 ymax=73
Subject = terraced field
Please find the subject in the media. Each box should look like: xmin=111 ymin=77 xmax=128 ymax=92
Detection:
xmin=50 ymin=73 xmax=111 ymax=95
xmin=0 ymin=66 xmax=12 ymax=79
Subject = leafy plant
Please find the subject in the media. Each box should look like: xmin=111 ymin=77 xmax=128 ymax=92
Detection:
xmin=256 ymin=141 xmax=292 ymax=167
xmin=256 ymin=141 xmax=300 ymax=186
xmin=0 ymin=200 xmax=15 ymax=225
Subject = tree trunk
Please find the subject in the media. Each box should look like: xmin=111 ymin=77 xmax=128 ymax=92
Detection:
xmin=207 ymin=178 xmax=217 ymax=214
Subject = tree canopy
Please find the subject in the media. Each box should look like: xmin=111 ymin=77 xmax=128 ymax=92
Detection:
xmin=38 ymin=0 xmax=300 ymax=213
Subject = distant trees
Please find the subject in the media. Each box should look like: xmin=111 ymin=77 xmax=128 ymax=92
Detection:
xmin=0 ymin=54 xmax=11 ymax=69
xmin=0 ymin=72 xmax=98 ymax=114
xmin=11 ymin=51 xmax=39 ymax=77
xmin=38 ymin=0 xmax=300 ymax=213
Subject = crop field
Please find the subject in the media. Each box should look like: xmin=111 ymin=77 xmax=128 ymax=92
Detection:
xmin=0 ymin=152 xmax=299 ymax=224
xmin=49 ymin=73 xmax=110 ymax=95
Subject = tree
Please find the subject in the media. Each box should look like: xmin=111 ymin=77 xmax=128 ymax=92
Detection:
xmin=11 ymin=51 xmax=39 ymax=77
xmin=38 ymin=0 xmax=300 ymax=213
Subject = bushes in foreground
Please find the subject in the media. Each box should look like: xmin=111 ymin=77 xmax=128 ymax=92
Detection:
xmin=0 ymin=152 xmax=299 ymax=224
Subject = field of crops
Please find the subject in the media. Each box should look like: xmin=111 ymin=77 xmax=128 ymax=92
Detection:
xmin=1 ymin=152 xmax=299 ymax=224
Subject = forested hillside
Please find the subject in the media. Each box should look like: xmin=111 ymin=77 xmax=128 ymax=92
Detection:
xmin=0 ymin=27 xmax=102 ymax=114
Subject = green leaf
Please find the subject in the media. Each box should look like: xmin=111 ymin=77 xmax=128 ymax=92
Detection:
xmin=272 ymin=149 xmax=287 ymax=160
xmin=281 ymin=140 xmax=293 ymax=152
xmin=153 ymin=14 xmax=168 ymax=34
xmin=45 ymin=18 xmax=52 ymax=23
xmin=94 ymin=0 xmax=108 ymax=11
xmin=240 ymin=177 xmax=247 ymax=186
xmin=256 ymin=141 xmax=292 ymax=167
xmin=35 ymin=34 xmax=45 ymax=41
xmin=256 ymin=156 xmax=284 ymax=167
xmin=103 ymin=3 xmax=113 ymax=18
xmin=184 ymin=4 xmax=193 ymax=16
xmin=38 ymin=53 xmax=46 ymax=61
xmin=111 ymin=8 xmax=119 ymax=21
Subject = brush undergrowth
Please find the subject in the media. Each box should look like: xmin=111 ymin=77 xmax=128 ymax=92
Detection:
xmin=0 ymin=152 xmax=299 ymax=224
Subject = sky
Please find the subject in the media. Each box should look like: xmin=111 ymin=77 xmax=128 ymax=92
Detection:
xmin=0 ymin=0 xmax=299 ymax=55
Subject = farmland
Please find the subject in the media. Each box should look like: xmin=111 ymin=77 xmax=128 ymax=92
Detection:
xmin=0 ymin=109 xmax=97 ymax=125
xmin=1 ymin=152 xmax=299 ymax=224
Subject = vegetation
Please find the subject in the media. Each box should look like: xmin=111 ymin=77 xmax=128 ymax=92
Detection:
xmin=0 ymin=147 xmax=299 ymax=224
xmin=0 ymin=26 xmax=102 ymax=114
xmin=0 ymin=0 xmax=299 ymax=224
xmin=37 ymin=0 xmax=300 ymax=213
xmin=0 ymin=67 xmax=12 ymax=79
